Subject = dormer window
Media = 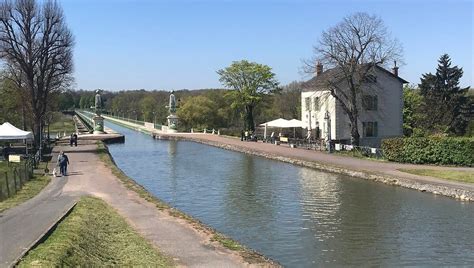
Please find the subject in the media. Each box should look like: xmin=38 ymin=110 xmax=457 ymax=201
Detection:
xmin=363 ymin=95 xmax=378 ymax=111
xmin=363 ymin=74 xmax=377 ymax=83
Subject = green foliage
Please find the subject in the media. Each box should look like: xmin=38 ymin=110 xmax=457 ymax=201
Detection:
xmin=418 ymin=54 xmax=470 ymax=136
xmin=0 ymin=76 xmax=23 ymax=126
xmin=20 ymin=196 xmax=172 ymax=267
xmin=382 ymin=137 xmax=474 ymax=166
xmin=217 ymin=60 xmax=279 ymax=131
xmin=402 ymin=85 xmax=426 ymax=136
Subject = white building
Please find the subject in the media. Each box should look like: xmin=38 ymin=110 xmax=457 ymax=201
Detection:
xmin=301 ymin=63 xmax=408 ymax=147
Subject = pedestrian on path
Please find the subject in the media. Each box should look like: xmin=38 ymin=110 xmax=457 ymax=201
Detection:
xmin=73 ymin=133 xmax=78 ymax=146
xmin=57 ymin=151 xmax=70 ymax=176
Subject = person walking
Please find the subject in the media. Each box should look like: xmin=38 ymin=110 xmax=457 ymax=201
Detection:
xmin=73 ymin=133 xmax=78 ymax=146
xmin=69 ymin=133 xmax=74 ymax=147
xmin=57 ymin=151 xmax=70 ymax=176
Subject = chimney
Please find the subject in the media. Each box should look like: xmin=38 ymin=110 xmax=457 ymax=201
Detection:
xmin=316 ymin=61 xmax=323 ymax=76
xmin=392 ymin=60 xmax=399 ymax=77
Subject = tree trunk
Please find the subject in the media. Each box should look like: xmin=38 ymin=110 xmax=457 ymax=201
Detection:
xmin=350 ymin=122 xmax=360 ymax=146
xmin=245 ymin=105 xmax=255 ymax=132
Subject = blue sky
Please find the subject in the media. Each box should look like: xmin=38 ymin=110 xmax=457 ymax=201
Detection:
xmin=61 ymin=0 xmax=473 ymax=91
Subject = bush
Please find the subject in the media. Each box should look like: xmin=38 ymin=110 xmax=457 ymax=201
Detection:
xmin=382 ymin=137 xmax=474 ymax=166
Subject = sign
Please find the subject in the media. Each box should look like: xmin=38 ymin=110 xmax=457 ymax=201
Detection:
xmin=9 ymin=155 xmax=21 ymax=163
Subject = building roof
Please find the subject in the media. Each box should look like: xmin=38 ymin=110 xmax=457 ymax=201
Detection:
xmin=302 ymin=65 xmax=408 ymax=92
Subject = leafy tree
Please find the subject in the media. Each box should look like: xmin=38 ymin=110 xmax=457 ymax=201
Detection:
xmin=140 ymin=95 xmax=158 ymax=122
xmin=402 ymin=85 xmax=425 ymax=136
xmin=419 ymin=54 xmax=470 ymax=135
xmin=177 ymin=95 xmax=217 ymax=129
xmin=0 ymin=76 xmax=22 ymax=127
xmin=217 ymin=60 xmax=279 ymax=131
xmin=304 ymin=12 xmax=403 ymax=145
xmin=0 ymin=0 xmax=74 ymax=146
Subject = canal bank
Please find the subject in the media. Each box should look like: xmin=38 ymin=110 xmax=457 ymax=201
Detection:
xmin=1 ymin=137 xmax=277 ymax=267
xmin=104 ymin=121 xmax=474 ymax=266
xmin=99 ymin=114 xmax=474 ymax=202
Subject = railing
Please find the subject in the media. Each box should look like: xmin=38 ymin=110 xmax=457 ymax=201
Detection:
xmin=0 ymin=158 xmax=35 ymax=201
xmin=101 ymin=111 xmax=163 ymax=131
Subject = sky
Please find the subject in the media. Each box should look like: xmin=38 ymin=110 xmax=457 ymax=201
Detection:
xmin=61 ymin=0 xmax=473 ymax=91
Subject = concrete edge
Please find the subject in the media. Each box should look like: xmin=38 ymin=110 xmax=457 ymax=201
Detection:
xmin=156 ymin=135 xmax=474 ymax=202
xmin=11 ymin=201 xmax=78 ymax=267
xmin=98 ymin=142 xmax=282 ymax=267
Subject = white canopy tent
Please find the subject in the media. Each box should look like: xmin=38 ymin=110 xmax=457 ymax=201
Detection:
xmin=0 ymin=122 xmax=33 ymax=140
xmin=0 ymin=122 xmax=33 ymax=156
xmin=259 ymin=118 xmax=306 ymax=140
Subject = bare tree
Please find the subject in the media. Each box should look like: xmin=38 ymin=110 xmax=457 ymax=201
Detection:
xmin=304 ymin=12 xmax=402 ymax=145
xmin=0 ymin=0 xmax=74 ymax=147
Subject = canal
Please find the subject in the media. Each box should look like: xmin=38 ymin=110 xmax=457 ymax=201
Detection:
xmin=105 ymin=121 xmax=474 ymax=267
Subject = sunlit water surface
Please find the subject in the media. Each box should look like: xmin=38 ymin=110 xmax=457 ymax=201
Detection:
xmin=106 ymin=122 xmax=474 ymax=267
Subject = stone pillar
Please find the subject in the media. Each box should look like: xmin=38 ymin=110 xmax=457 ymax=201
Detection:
xmin=93 ymin=115 xmax=105 ymax=134
xmin=166 ymin=114 xmax=179 ymax=133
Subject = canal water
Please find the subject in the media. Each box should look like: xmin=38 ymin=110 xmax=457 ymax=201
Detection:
xmin=106 ymin=121 xmax=474 ymax=267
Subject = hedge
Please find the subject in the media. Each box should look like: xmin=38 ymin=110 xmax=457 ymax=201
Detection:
xmin=381 ymin=137 xmax=474 ymax=166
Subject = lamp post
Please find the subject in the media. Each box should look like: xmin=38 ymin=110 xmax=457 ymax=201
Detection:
xmin=324 ymin=110 xmax=332 ymax=153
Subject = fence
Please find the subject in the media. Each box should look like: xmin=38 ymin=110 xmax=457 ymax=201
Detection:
xmin=0 ymin=158 xmax=35 ymax=201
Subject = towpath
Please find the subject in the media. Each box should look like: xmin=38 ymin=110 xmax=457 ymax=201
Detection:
xmin=0 ymin=140 xmax=268 ymax=267
xmin=103 ymin=115 xmax=474 ymax=201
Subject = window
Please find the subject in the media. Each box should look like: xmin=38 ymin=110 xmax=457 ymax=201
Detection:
xmin=363 ymin=95 xmax=378 ymax=111
xmin=305 ymin=97 xmax=311 ymax=111
xmin=363 ymin=74 xmax=377 ymax=83
xmin=313 ymin=97 xmax=320 ymax=111
xmin=363 ymin=122 xmax=378 ymax=137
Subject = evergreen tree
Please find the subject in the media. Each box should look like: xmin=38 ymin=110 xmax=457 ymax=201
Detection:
xmin=419 ymin=54 xmax=470 ymax=135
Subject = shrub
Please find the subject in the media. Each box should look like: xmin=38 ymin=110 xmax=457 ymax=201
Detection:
xmin=382 ymin=137 xmax=474 ymax=166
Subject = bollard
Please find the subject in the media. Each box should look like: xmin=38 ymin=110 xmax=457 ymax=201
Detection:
xmin=191 ymin=128 xmax=194 ymax=133
xmin=217 ymin=130 xmax=220 ymax=135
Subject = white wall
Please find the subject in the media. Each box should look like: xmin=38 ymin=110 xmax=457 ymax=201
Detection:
xmin=301 ymin=68 xmax=404 ymax=146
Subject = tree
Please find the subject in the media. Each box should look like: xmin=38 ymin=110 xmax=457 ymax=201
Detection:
xmin=419 ymin=54 xmax=470 ymax=135
xmin=304 ymin=12 xmax=402 ymax=145
xmin=177 ymin=95 xmax=218 ymax=130
xmin=217 ymin=60 xmax=279 ymax=131
xmin=140 ymin=95 xmax=158 ymax=122
xmin=402 ymin=85 xmax=425 ymax=136
xmin=0 ymin=0 xmax=74 ymax=146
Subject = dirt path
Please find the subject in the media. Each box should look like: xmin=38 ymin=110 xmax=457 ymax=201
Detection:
xmin=1 ymin=140 xmax=269 ymax=268
xmin=58 ymin=141 xmax=264 ymax=267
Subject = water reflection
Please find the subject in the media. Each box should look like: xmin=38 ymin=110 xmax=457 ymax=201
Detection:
xmin=106 ymin=121 xmax=474 ymax=267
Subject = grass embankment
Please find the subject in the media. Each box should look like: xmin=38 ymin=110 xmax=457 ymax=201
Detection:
xmin=49 ymin=113 xmax=75 ymax=134
xmin=0 ymin=162 xmax=50 ymax=213
xmin=399 ymin=169 xmax=474 ymax=184
xmin=96 ymin=141 xmax=271 ymax=265
xmin=19 ymin=196 xmax=172 ymax=267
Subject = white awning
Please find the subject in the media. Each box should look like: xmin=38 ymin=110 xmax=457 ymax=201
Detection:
xmin=0 ymin=122 xmax=33 ymax=140
xmin=259 ymin=118 xmax=290 ymax=128
xmin=259 ymin=118 xmax=306 ymax=128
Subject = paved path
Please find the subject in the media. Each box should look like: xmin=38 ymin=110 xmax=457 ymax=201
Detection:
xmin=0 ymin=140 xmax=263 ymax=267
xmin=0 ymin=170 xmax=77 ymax=267
xmin=102 ymin=115 xmax=474 ymax=197
xmin=174 ymin=133 xmax=474 ymax=192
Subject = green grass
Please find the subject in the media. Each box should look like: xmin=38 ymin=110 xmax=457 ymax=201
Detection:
xmin=96 ymin=141 xmax=272 ymax=265
xmin=399 ymin=169 xmax=474 ymax=184
xmin=49 ymin=114 xmax=75 ymax=133
xmin=0 ymin=162 xmax=50 ymax=212
xmin=19 ymin=196 xmax=173 ymax=267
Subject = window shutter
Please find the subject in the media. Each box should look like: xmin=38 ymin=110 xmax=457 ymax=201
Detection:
xmin=374 ymin=96 xmax=378 ymax=110
xmin=374 ymin=122 xmax=378 ymax=137
xmin=363 ymin=122 xmax=367 ymax=137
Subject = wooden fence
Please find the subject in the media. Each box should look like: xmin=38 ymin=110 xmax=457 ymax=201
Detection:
xmin=0 ymin=159 xmax=35 ymax=201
